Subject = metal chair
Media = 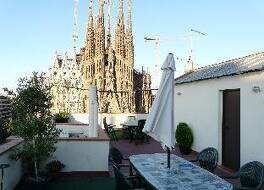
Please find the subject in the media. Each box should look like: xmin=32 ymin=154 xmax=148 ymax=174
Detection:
xmin=122 ymin=125 xmax=134 ymax=142
xmin=221 ymin=161 xmax=264 ymax=190
xmin=103 ymin=117 xmax=118 ymax=141
xmin=110 ymin=146 xmax=133 ymax=176
xmin=112 ymin=163 xmax=145 ymax=190
xmin=190 ymin=147 xmax=218 ymax=173
xmin=133 ymin=120 xmax=149 ymax=144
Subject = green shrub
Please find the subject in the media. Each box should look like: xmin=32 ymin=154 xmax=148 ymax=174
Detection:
xmin=46 ymin=160 xmax=65 ymax=174
xmin=54 ymin=112 xmax=69 ymax=123
xmin=175 ymin=122 xmax=193 ymax=148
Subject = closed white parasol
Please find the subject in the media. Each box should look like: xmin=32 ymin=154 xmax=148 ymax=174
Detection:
xmin=143 ymin=53 xmax=176 ymax=168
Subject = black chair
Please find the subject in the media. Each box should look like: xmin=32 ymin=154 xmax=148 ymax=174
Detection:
xmin=103 ymin=118 xmax=118 ymax=141
xmin=112 ymin=163 xmax=145 ymax=190
xmin=190 ymin=147 xmax=218 ymax=173
xmin=122 ymin=125 xmax=133 ymax=142
xmin=133 ymin=120 xmax=149 ymax=144
xmin=110 ymin=146 xmax=133 ymax=176
xmin=221 ymin=161 xmax=264 ymax=190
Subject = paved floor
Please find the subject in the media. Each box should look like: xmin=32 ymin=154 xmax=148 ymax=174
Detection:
xmin=15 ymin=177 xmax=115 ymax=190
xmin=111 ymin=138 xmax=243 ymax=188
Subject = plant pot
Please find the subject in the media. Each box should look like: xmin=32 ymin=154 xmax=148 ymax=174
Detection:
xmin=25 ymin=181 xmax=46 ymax=190
xmin=23 ymin=175 xmax=47 ymax=190
xmin=55 ymin=118 xmax=68 ymax=123
xmin=179 ymin=145 xmax=191 ymax=155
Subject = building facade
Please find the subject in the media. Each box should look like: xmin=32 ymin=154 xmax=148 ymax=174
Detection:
xmin=174 ymin=52 xmax=264 ymax=170
xmin=46 ymin=52 xmax=83 ymax=113
xmin=46 ymin=0 xmax=152 ymax=114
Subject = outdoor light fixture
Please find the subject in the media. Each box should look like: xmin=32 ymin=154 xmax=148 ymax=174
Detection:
xmin=177 ymin=92 xmax=182 ymax=96
xmin=252 ymin=86 xmax=261 ymax=93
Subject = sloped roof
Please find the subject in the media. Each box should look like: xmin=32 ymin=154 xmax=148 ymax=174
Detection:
xmin=175 ymin=52 xmax=264 ymax=84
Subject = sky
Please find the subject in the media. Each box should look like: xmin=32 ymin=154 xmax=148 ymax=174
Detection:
xmin=0 ymin=0 xmax=264 ymax=91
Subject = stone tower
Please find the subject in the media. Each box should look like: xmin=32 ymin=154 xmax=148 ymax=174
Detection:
xmin=82 ymin=0 xmax=95 ymax=111
xmin=80 ymin=0 xmax=151 ymax=113
xmin=47 ymin=0 xmax=152 ymax=114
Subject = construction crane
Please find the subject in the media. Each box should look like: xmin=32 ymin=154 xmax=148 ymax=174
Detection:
xmin=191 ymin=29 xmax=206 ymax=36
xmin=73 ymin=0 xmax=79 ymax=54
xmin=185 ymin=29 xmax=206 ymax=72
xmin=144 ymin=37 xmax=162 ymax=90
xmin=144 ymin=29 xmax=206 ymax=87
xmin=144 ymin=36 xmax=185 ymax=89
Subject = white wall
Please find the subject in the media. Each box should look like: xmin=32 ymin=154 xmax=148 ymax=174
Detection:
xmin=56 ymin=124 xmax=90 ymax=137
xmin=101 ymin=113 xmax=148 ymax=128
xmin=174 ymin=71 xmax=264 ymax=166
xmin=47 ymin=140 xmax=109 ymax=172
xmin=0 ymin=146 xmax=23 ymax=190
xmin=69 ymin=113 xmax=148 ymax=128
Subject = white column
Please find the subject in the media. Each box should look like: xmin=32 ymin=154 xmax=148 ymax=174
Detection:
xmin=89 ymin=85 xmax=98 ymax=137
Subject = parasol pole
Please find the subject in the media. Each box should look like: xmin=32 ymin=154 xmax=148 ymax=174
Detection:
xmin=167 ymin=54 xmax=175 ymax=169
xmin=166 ymin=146 xmax=170 ymax=168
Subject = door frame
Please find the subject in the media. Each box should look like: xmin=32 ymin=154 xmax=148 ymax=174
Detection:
xmin=218 ymin=89 xmax=241 ymax=169
xmin=219 ymin=88 xmax=241 ymax=171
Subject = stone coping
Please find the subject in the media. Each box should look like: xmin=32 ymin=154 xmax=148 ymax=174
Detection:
xmin=0 ymin=127 xmax=110 ymax=155
xmin=58 ymin=128 xmax=110 ymax=142
xmin=56 ymin=122 xmax=87 ymax=126
xmin=0 ymin=136 xmax=23 ymax=155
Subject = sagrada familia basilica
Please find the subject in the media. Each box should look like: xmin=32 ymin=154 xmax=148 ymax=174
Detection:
xmin=46 ymin=0 xmax=153 ymax=114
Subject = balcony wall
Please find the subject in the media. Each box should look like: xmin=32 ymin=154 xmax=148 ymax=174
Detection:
xmin=44 ymin=127 xmax=110 ymax=174
xmin=0 ymin=137 xmax=23 ymax=190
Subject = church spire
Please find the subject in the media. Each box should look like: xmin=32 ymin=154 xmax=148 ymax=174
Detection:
xmin=98 ymin=0 xmax=104 ymax=24
xmin=127 ymin=0 xmax=132 ymax=31
xmin=126 ymin=0 xmax=134 ymax=66
xmin=89 ymin=0 xmax=93 ymax=23
xmin=115 ymin=0 xmax=125 ymax=57
xmin=85 ymin=0 xmax=95 ymax=60
xmin=86 ymin=0 xmax=93 ymax=40
xmin=119 ymin=0 xmax=124 ymax=20
xmin=95 ymin=0 xmax=105 ymax=56
xmin=106 ymin=0 xmax=112 ymax=48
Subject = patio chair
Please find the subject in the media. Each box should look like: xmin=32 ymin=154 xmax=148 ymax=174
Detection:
xmin=221 ymin=161 xmax=264 ymax=190
xmin=103 ymin=118 xmax=118 ymax=141
xmin=110 ymin=146 xmax=133 ymax=176
xmin=112 ymin=163 xmax=145 ymax=190
xmin=134 ymin=120 xmax=149 ymax=144
xmin=190 ymin=147 xmax=218 ymax=173
xmin=122 ymin=125 xmax=133 ymax=142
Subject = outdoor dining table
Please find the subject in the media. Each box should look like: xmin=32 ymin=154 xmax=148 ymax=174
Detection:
xmin=129 ymin=153 xmax=233 ymax=190
xmin=120 ymin=122 xmax=138 ymax=128
xmin=121 ymin=122 xmax=138 ymax=142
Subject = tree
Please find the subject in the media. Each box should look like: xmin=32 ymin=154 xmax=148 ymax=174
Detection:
xmin=10 ymin=72 xmax=60 ymax=181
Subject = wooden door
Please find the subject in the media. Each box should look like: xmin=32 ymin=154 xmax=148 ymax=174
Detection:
xmin=222 ymin=89 xmax=240 ymax=171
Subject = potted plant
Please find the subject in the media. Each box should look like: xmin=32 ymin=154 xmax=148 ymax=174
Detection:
xmin=175 ymin=122 xmax=193 ymax=155
xmin=54 ymin=112 xmax=69 ymax=123
xmin=46 ymin=160 xmax=65 ymax=180
xmin=9 ymin=72 xmax=60 ymax=185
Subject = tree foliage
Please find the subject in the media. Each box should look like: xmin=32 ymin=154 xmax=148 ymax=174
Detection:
xmin=10 ymin=72 xmax=60 ymax=171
